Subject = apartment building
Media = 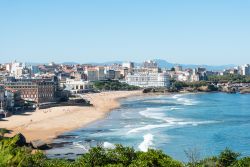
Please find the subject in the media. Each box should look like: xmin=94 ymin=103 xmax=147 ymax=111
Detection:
xmin=105 ymin=70 xmax=121 ymax=80
xmin=0 ymin=85 xmax=5 ymax=111
xmin=85 ymin=66 xmax=105 ymax=81
xmin=122 ymin=62 xmax=134 ymax=69
xmin=142 ymin=60 xmax=158 ymax=68
xmin=241 ymin=64 xmax=250 ymax=76
xmin=126 ymin=72 xmax=170 ymax=88
xmin=4 ymin=79 xmax=55 ymax=103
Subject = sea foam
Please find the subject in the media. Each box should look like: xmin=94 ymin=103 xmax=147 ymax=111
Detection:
xmin=73 ymin=142 xmax=89 ymax=151
xmin=103 ymin=142 xmax=115 ymax=149
xmin=125 ymin=107 xmax=220 ymax=134
xmin=172 ymin=94 xmax=199 ymax=106
xmin=127 ymin=123 xmax=171 ymax=134
xmin=138 ymin=133 xmax=154 ymax=152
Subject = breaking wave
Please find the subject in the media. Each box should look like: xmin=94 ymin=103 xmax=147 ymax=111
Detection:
xmin=73 ymin=142 xmax=89 ymax=151
xmin=126 ymin=108 xmax=219 ymax=134
xmin=127 ymin=123 xmax=172 ymax=134
xmin=172 ymin=94 xmax=199 ymax=105
xmin=144 ymin=94 xmax=199 ymax=106
xmin=103 ymin=142 xmax=115 ymax=149
xmin=138 ymin=133 xmax=154 ymax=152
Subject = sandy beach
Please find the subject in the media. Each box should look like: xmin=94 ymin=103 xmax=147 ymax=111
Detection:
xmin=0 ymin=91 xmax=142 ymax=142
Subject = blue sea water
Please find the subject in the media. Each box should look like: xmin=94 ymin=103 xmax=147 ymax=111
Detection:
xmin=46 ymin=93 xmax=250 ymax=161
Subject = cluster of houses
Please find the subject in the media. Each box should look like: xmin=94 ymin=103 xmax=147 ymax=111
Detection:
xmin=0 ymin=60 xmax=250 ymax=117
xmin=220 ymin=64 xmax=250 ymax=76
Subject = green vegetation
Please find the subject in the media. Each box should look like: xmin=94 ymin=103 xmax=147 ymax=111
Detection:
xmin=76 ymin=145 xmax=182 ymax=167
xmin=171 ymin=81 xmax=218 ymax=92
xmin=170 ymin=74 xmax=250 ymax=92
xmin=93 ymin=80 xmax=140 ymax=91
xmin=172 ymin=81 xmax=208 ymax=89
xmin=207 ymin=74 xmax=250 ymax=83
xmin=1 ymin=133 xmax=250 ymax=167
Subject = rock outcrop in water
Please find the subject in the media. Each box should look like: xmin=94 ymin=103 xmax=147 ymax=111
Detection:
xmin=142 ymin=87 xmax=169 ymax=93
xmin=12 ymin=133 xmax=27 ymax=147
xmin=31 ymin=140 xmax=52 ymax=150
xmin=10 ymin=133 xmax=52 ymax=150
xmin=240 ymin=88 xmax=250 ymax=94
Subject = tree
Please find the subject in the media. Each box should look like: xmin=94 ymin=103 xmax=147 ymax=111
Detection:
xmin=93 ymin=80 xmax=140 ymax=91
xmin=218 ymin=148 xmax=240 ymax=167
xmin=233 ymin=157 xmax=250 ymax=167
xmin=184 ymin=148 xmax=201 ymax=167
xmin=130 ymin=149 xmax=183 ymax=167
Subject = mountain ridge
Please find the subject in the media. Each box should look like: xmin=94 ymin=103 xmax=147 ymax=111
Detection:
xmin=23 ymin=59 xmax=236 ymax=71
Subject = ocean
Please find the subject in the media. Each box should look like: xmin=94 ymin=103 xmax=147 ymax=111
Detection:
xmin=46 ymin=93 xmax=250 ymax=161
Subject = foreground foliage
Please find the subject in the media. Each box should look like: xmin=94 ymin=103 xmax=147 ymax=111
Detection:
xmin=0 ymin=135 xmax=250 ymax=167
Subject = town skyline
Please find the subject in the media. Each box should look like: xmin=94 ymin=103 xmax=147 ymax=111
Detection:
xmin=0 ymin=58 xmax=242 ymax=72
xmin=0 ymin=58 xmax=241 ymax=66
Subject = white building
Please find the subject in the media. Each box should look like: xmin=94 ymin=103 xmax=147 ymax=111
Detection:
xmin=241 ymin=64 xmax=250 ymax=76
xmin=122 ymin=62 xmax=134 ymax=69
xmin=65 ymin=78 xmax=92 ymax=94
xmin=10 ymin=62 xmax=24 ymax=77
xmin=177 ymin=71 xmax=191 ymax=82
xmin=5 ymin=63 xmax=12 ymax=72
xmin=126 ymin=72 xmax=170 ymax=88
xmin=190 ymin=74 xmax=200 ymax=82
xmin=142 ymin=60 xmax=158 ymax=68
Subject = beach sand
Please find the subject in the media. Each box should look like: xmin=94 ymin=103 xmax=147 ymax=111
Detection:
xmin=0 ymin=91 xmax=142 ymax=142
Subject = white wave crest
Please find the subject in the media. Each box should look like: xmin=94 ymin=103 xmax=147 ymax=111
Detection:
xmin=172 ymin=94 xmax=199 ymax=106
xmin=127 ymin=123 xmax=171 ymax=134
xmin=103 ymin=142 xmax=115 ymax=149
xmin=144 ymin=99 xmax=170 ymax=104
xmin=73 ymin=142 xmax=89 ymax=151
xmin=126 ymin=108 xmax=220 ymax=134
xmin=127 ymin=119 xmax=219 ymax=134
xmin=139 ymin=108 xmax=183 ymax=123
xmin=124 ymin=124 xmax=133 ymax=128
xmin=172 ymin=94 xmax=187 ymax=99
xmin=176 ymin=120 xmax=219 ymax=126
xmin=138 ymin=133 xmax=154 ymax=152
xmin=176 ymin=97 xmax=198 ymax=105
xmin=169 ymin=107 xmax=183 ymax=110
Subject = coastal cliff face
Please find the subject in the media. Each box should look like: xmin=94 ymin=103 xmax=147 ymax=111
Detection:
xmin=220 ymin=86 xmax=237 ymax=94
xmin=219 ymin=86 xmax=250 ymax=94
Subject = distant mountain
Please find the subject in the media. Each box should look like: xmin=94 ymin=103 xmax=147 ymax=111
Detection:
xmin=61 ymin=61 xmax=124 ymax=66
xmin=62 ymin=62 xmax=79 ymax=65
xmin=152 ymin=59 xmax=174 ymax=69
xmin=33 ymin=59 xmax=236 ymax=71
xmin=152 ymin=59 xmax=235 ymax=71
xmin=86 ymin=61 xmax=124 ymax=66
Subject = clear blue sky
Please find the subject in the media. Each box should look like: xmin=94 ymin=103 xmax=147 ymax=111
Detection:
xmin=0 ymin=0 xmax=249 ymax=65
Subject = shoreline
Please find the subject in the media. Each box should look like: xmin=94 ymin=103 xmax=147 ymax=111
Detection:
xmin=0 ymin=91 xmax=228 ymax=144
xmin=0 ymin=90 xmax=142 ymax=143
